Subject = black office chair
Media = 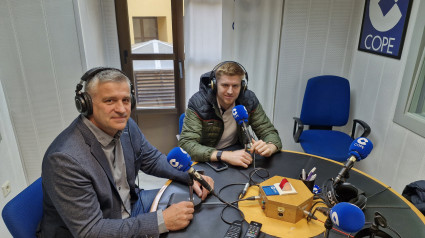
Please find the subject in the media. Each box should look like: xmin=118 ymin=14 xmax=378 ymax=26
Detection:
xmin=293 ymin=75 xmax=371 ymax=162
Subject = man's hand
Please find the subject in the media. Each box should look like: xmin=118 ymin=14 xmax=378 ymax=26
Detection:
xmin=250 ymin=139 xmax=277 ymax=157
xmin=222 ymin=150 xmax=252 ymax=168
xmin=192 ymin=175 xmax=214 ymax=200
xmin=163 ymin=201 xmax=194 ymax=231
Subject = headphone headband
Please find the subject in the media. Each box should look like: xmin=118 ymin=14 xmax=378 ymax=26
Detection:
xmin=209 ymin=61 xmax=249 ymax=82
xmin=80 ymin=67 xmax=126 ymax=82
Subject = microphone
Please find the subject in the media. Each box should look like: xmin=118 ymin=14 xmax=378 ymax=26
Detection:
xmin=333 ymin=137 xmax=373 ymax=186
xmin=316 ymin=202 xmax=365 ymax=234
xmin=232 ymin=105 xmax=253 ymax=148
xmin=167 ymin=147 xmax=214 ymax=193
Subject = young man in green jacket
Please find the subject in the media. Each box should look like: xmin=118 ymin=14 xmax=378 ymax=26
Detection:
xmin=178 ymin=61 xmax=282 ymax=168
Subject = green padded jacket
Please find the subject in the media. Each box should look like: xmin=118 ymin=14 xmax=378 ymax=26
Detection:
xmin=178 ymin=71 xmax=282 ymax=162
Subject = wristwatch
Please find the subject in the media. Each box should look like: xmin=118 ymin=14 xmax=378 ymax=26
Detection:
xmin=216 ymin=150 xmax=223 ymax=162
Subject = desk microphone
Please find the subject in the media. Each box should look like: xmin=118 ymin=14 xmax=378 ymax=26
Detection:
xmin=333 ymin=137 xmax=373 ymax=186
xmin=167 ymin=147 xmax=214 ymax=193
xmin=316 ymin=202 xmax=365 ymax=235
xmin=232 ymin=105 xmax=253 ymax=149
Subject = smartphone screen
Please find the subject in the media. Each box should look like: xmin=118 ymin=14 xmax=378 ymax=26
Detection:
xmin=206 ymin=161 xmax=228 ymax=172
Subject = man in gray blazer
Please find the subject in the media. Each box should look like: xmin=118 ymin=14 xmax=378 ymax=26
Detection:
xmin=38 ymin=67 xmax=214 ymax=237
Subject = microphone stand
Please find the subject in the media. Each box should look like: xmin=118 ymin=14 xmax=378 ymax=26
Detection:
xmin=188 ymin=174 xmax=195 ymax=203
xmin=354 ymin=212 xmax=393 ymax=238
xmin=323 ymin=216 xmax=333 ymax=238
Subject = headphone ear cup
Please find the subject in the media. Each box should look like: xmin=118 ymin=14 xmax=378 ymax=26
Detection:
xmin=130 ymin=83 xmax=136 ymax=110
xmin=75 ymin=94 xmax=86 ymax=115
xmin=131 ymin=94 xmax=136 ymax=110
xmin=241 ymin=79 xmax=247 ymax=93
xmin=75 ymin=92 xmax=92 ymax=116
xmin=81 ymin=92 xmax=93 ymax=116
xmin=335 ymin=183 xmax=359 ymax=202
xmin=210 ymin=78 xmax=217 ymax=93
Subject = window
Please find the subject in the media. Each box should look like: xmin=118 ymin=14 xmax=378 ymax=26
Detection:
xmin=408 ymin=50 xmax=425 ymax=116
xmin=133 ymin=17 xmax=158 ymax=43
xmin=115 ymin=0 xmax=184 ymax=112
xmin=394 ymin=0 xmax=425 ymax=137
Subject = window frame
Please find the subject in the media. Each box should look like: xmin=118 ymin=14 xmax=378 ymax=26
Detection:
xmin=394 ymin=0 xmax=425 ymax=137
xmin=114 ymin=0 xmax=185 ymax=115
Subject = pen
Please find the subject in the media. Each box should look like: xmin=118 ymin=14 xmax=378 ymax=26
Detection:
xmin=302 ymin=169 xmax=306 ymax=180
xmin=306 ymin=167 xmax=316 ymax=181
xmin=309 ymin=174 xmax=317 ymax=181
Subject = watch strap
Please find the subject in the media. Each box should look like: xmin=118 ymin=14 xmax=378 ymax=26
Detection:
xmin=216 ymin=150 xmax=223 ymax=162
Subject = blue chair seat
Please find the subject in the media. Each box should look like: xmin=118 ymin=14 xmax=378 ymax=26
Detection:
xmin=299 ymin=129 xmax=354 ymax=162
xmin=2 ymin=177 xmax=43 ymax=238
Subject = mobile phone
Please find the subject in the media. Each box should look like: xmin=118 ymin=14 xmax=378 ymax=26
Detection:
xmin=206 ymin=161 xmax=228 ymax=172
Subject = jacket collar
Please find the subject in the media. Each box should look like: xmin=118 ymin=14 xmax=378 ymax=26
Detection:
xmin=75 ymin=115 xmax=116 ymax=187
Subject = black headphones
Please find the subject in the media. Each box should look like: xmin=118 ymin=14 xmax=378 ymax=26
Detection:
xmin=209 ymin=61 xmax=249 ymax=93
xmin=75 ymin=67 xmax=136 ymax=116
xmin=321 ymin=179 xmax=367 ymax=210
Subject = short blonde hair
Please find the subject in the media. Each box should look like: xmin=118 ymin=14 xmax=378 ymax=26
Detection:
xmin=215 ymin=62 xmax=245 ymax=81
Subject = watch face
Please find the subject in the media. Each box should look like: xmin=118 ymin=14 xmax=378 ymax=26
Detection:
xmin=217 ymin=151 xmax=223 ymax=160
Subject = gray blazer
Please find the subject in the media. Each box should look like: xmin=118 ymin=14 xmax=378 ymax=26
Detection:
xmin=38 ymin=116 xmax=190 ymax=238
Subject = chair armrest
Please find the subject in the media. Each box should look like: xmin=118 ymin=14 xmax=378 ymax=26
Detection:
xmin=293 ymin=117 xmax=304 ymax=143
xmin=351 ymin=119 xmax=371 ymax=139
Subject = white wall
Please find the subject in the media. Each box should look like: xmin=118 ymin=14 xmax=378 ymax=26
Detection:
xmin=0 ymin=0 xmax=119 ymax=235
xmin=0 ymin=0 xmax=119 ymax=187
xmin=275 ymin=0 xmax=356 ymax=150
xmin=348 ymin=0 xmax=425 ymax=193
xmin=74 ymin=0 xmax=120 ymax=69
xmin=0 ymin=0 xmax=84 ymax=184
xmin=222 ymin=0 xmax=284 ymax=120
xmin=184 ymin=0 xmax=223 ymax=103
xmin=0 ymin=80 xmax=26 ymax=238
xmin=274 ymin=0 xmax=424 ymax=193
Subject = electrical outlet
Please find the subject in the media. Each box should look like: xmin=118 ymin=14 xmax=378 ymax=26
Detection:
xmin=2 ymin=180 xmax=11 ymax=197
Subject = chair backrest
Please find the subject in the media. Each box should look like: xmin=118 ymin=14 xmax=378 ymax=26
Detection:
xmin=2 ymin=177 xmax=43 ymax=238
xmin=179 ymin=113 xmax=185 ymax=134
xmin=300 ymin=75 xmax=350 ymax=127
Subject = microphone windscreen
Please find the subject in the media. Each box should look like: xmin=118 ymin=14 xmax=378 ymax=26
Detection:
xmin=232 ymin=105 xmax=248 ymax=125
xmin=330 ymin=202 xmax=365 ymax=233
xmin=167 ymin=147 xmax=193 ymax=172
xmin=348 ymin=137 xmax=373 ymax=160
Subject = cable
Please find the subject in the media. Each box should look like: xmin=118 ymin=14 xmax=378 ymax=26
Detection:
xmin=366 ymin=186 xmax=391 ymax=199
xmin=218 ymin=183 xmax=246 ymax=196
xmin=213 ymin=192 xmax=246 ymax=225
xmin=387 ymin=225 xmax=402 ymax=238
xmin=314 ymin=218 xmax=355 ymax=238
xmin=214 ymin=168 xmax=269 ymax=224
xmin=239 ymin=168 xmax=270 ymax=199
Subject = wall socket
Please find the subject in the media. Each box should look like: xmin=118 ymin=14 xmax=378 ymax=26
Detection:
xmin=2 ymin=180 xmax=11 ymax=197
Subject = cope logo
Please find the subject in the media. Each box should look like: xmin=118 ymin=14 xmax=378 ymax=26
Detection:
xmin=331 ymin=211 xmax=340 ymax=227
xmin=356 ymin=137 xmax=368 ymax=145
xmin=369 ymin=0 xmax=402 ymax=32
xmin=232 ymin=108 xmax=237 ymax=117
xmin=358 ymin=0 xmax=412 ymax=59
xmin=353 ymin=137 xmax=369 ymax=149
xmin=169 ymin=159 xmax=180 ymax=168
